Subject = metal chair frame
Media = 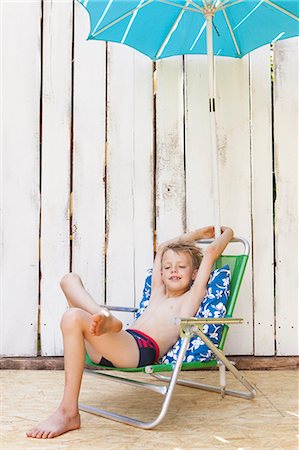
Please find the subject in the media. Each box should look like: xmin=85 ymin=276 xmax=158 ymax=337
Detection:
xmin=79 ymin=237 xmax=256 ymax=429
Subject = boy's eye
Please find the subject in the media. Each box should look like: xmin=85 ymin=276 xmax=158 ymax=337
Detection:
xmin=179 ymin=265 xmax=186 ymax=269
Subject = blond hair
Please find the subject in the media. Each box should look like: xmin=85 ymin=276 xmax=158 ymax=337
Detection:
xmin=161 ymin=241 xmax=203 ymax=270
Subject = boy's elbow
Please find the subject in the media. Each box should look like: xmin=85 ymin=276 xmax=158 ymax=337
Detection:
xmin=226 ymin=227 xmax=234 ymax=241
xmin=222 ymin=226 xmax=234 ymax=239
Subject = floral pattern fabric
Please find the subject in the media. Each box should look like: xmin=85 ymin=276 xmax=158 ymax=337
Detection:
xmin=135 ymin=265 xmax=231 ymax=363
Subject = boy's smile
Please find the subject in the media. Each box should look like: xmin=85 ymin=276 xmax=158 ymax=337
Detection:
xmin=169 ymin=275 xmax=181 ymax=281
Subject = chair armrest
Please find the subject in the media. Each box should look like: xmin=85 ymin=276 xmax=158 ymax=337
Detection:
xmin=177 ymin=317 xmax=243 ymax=339
xmin=105 ymin=306 xmax=138 ymax=313
xmin=177 ymin=317 xmax=243 ymax=326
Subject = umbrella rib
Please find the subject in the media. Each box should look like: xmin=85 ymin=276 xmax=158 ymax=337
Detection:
xmin=91 ymin=0 xmax=154 ymax=38
xmin=188 ymin=0 xmax=203 ymax=11
xmin=90 ymin=0 xmax=203 ymax=40
xmin=121 ymin=0 xmax=146 ymax=43
xmin=158 ymin=0 xmax=202 ymax=13
xmin=262 ymin=0 xmax=299 ymax=21
xmin=155 ymin=0 xmax=201 ymax=59
xmin=91 ymin=0 xmax=113 ymax=35
xmin=222 ymin=7 xmax=241 ymax=55
xmin=189 ymin=21 xmax=206 ymax=51
xmin=218 ymin=0 xmax=243 ymax=13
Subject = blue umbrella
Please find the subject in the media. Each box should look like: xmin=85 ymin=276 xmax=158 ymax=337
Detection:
xmin=78 ymin=0 xmax=299 ymax=235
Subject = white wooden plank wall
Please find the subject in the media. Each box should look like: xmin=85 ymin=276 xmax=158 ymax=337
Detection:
xmin=39 ymin=0 xmax=73 ymax=356
xmin=250 ymin=46 xmax=275 ymax=356
xmin=274 ymin=38 xmax=298 ymax=356
xmin=214 ymin=55 xmax=253 ymax=355
xmin=1 ymin=0 xmax=298 ymax=358
xmin=185 ymin=55 xmax=215 ymax=228
xmin=185 ymin=54 xmax=253 ymax=355
xmin=72 ymin=2 xmax=106 ymax=304
xmin=156 ymin=57 xmax=185 ymax=244
xmin=129 ymin=52 xmax=154 ymax=305
xmin=0 ymin=1 xmax=41 ymax=356
xmin=106 ymin=44 xmax=154 ymax=326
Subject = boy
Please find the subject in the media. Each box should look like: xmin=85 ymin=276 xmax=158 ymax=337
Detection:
xmin=26 ymin=225 xmax=233 ymax=439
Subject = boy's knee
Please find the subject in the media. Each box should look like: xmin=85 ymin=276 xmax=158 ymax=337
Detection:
xmin=60 ymin=308 xmax=84 ymax=331
xmin=60 ymin=273 xmax=81 ymax=290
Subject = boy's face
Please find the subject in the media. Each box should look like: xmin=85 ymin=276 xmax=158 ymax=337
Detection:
xmin=161 ymin=249 xmax=197 ymax=294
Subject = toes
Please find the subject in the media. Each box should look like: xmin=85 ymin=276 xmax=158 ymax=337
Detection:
xmin=36 ymin=430 xmax=45 ymax=439
xmin=42 ymin=431 xmax=51 ymax=439
xmin=26 ymin=428 xmax=55 ymax=440
xmin=27 ymin=428 xmax=38 ymax=438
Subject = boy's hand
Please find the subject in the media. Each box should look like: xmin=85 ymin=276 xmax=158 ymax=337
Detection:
xmin=220 ymin=226 xmax=233 ymax=234
xmin=198 ymin=226 xmax=215 ymax=239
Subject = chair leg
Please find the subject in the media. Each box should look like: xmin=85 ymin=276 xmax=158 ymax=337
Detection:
xmin=79 ymin=335 xmax=191 ymax=429
xmin=195 ymin=327 xmax=256 ymax=399
xmin=219 ymin=361 xmax=226 ymax=397
xmin=152 ymin=330 xmax=256 ymax=400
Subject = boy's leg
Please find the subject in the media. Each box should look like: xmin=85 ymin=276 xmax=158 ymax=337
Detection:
xmin=26 ymin=308 xmax=139 ymax=439
xmin=60 ymin=273 xmax=103 ymax=313
xmin=60 ymin=273 xmax=122 ymax=335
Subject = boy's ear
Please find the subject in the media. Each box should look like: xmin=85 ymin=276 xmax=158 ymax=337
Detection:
xmin=192 ymin=269 xmax=198 ymax=280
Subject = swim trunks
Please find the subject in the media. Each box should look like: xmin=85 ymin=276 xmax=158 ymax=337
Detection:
xmin=98 ymin=329 xmax=160 ymax=368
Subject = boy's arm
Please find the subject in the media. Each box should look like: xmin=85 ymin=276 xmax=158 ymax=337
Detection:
xmin=158 ymin=225 xmax=215 ymax=248
xmin=151 ymin=226 xmax=215 ymax=291
xmin=180 ymin=226 xmax=234 ymax=316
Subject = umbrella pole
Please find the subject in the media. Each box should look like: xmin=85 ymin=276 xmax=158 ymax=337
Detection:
xmin=206 ymin=13 xmax=221 ymax=238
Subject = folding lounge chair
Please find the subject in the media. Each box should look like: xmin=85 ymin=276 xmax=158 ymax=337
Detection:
xmin=79 ymin=237 xmax=256 ymax=429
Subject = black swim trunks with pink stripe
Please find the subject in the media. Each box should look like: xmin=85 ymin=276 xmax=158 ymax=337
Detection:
xmin=98 ymin=328 xmax=160 ymax=368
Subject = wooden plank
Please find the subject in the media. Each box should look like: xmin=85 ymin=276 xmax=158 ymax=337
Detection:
xmin=130 ymin=53 xmax=154 ymax=306
xmin=274 ymin=38 xmax=298 ymax=356
xmin=72 ymin=2 xmax=106 ymax=304
xmin=185 ymin=54 xmax=252 ymax=355
xmin=40 ymin=0 xmax=73 ymax=356
xmin=106 ymin=43 xmax=134 ymax=325
xmin=0 ymin=1 xmax=41 ymax=356
xmin=155 ymin=57 xmax=185 ymax=244
xmin=185 ymin=55 xmax=215 ymax=229
xmin=213 ymin=56 xmax=253 ymax=355
xmin=1 ymin=355 xmax=298 ymax=370
xmin=250 ymin=46 xmax=275 ymax=356
xmin=106 ymin=44 xmax=154 ymax=326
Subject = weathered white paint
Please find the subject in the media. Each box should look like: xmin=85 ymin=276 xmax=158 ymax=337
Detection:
xmin=40 ymin=0 xmax=73 ymax=356
xmin=214 ymin=55 xmax=253 ymax=355
xmin=250 ymin=46 xmax=275 ymax=356
xmin=274 ymin=38 xmax=298 ymax=356
xmin=156 ymin=57 xmax=185 ymax=244
xmin=185 ymin=55 xmax=215 ymax=230
xmin=185 ymin=54 xmax=255 ymax=356
xmin=130 ymin=54 xmax=154 ymax=307
xmin=72 ymin=2 xmax=106 ymax=304
xmin=1 ymin=0 xmax=298 ymax=359
xmin=0 ymin=1 xmax=41 ymax=356
xmin=106 ymin=44 xmax=154 ymax=327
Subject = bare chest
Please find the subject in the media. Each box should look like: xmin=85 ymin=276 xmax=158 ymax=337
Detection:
xmin=148 ymin=295 xmax=183 ymax=317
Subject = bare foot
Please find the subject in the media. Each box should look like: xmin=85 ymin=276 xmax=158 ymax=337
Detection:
xmin=90 ymin=309 xmax=122 ymax=336
xmin=26 ymin=409 xmax=80 ymax=439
